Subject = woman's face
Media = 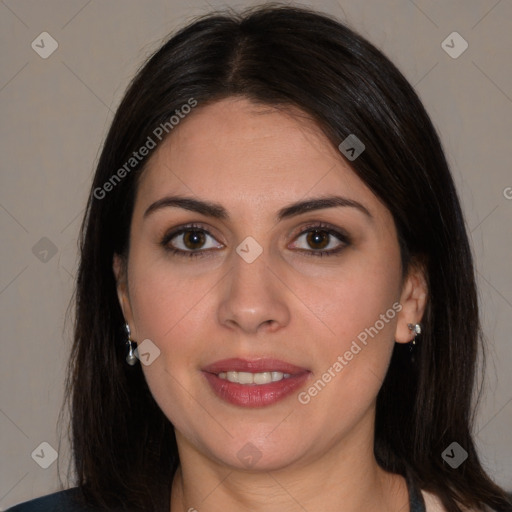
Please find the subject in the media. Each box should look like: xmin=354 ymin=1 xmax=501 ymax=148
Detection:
xmin=114 ymin=97 xmax=425 ymax=472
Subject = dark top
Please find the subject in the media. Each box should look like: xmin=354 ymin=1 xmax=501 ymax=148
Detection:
xmin=6 ymin=487 xmax=97 ymax=511
xmin=7 ymin=473 xmax=511 ymax=511
xmin=5 ymin=470 xmax=429 ymax=511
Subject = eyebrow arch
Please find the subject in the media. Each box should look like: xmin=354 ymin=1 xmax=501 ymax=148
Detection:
xmin=143 ymin=194 xmax=372 ymax=222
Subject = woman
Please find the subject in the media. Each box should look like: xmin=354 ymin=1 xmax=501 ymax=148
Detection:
xmin=7 ymin=4 xmax=512 ymax=512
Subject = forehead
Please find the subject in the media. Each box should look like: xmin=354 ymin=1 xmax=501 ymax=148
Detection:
xmin=134 ymin=97 xmax=379 ymax=220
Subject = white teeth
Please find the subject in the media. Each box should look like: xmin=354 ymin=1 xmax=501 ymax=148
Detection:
xmin=237 ymin=371 xmax=254 ymax=384
xmin=217 ymin=371 xmax=292 ymax=384
xmin=271 ymin=371 xmax=284 ymax=382
xmin=254 ymin=372 xmax=272 ymax=384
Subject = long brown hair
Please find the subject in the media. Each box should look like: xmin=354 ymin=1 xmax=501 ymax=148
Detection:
xmin=61 ymin=4 xmax=512 ymax=511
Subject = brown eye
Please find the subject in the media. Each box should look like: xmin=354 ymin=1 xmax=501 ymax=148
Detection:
xmin=290 ymin=223 xmax=350 ymax=257
xmin=182 ymin=230 xmax=207 ymax=250
xmin=305 ymin=230 xmax=331 ymax=250
xmin=161 ymin=224 xmax=224 ymax=258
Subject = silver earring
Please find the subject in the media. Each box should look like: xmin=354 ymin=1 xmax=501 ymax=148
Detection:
xmin=125 ymin=323 xmax=138 ymax=366
xmin=407 ymin=323 xmax=421 ymax=363
xmin=407 ymin=323 xmax=422 ymax=344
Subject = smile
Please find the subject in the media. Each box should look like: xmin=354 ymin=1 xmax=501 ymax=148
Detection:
xmin=202 ymin=357 xmax=311 ymax=407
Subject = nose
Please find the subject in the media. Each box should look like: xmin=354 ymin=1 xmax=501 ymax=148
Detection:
xmin=217 ymin=250 xmax=291 ymax=335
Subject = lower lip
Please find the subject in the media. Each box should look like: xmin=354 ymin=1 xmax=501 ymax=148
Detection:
xmin=202 ymin=371 xmax=310 ymax=408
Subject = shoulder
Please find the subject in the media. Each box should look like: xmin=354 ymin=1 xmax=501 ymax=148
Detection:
xmin=5 ymin=488 xmax=98 ymax=511
xmin=421 ymin=489 xmax=448 ymax=512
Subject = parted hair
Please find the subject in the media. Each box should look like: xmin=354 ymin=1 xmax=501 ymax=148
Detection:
xmin=61 ymin=4 xmax=512 ymax=511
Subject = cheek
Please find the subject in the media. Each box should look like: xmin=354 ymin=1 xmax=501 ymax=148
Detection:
xmin=125 ymin=248 xmax=228 ymax=369
xmin=296 ymin=270 xmax=401 ymax=430
xmin=332 ymin=256 xmax=401 ymax=376
xmin=306 ymin=249 xmax=402 ymax=350
xmin=128 ymin=254 xmax=214 ymax=341
xmin=301 ymin=247 xmax=402 ymax=416
xmin=126 ymin=261 xmax=208 ymax=431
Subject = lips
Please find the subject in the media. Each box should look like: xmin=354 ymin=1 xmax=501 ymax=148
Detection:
xmin=202 ymin=357 xmax=309 ymax=376
xmin=201 ymin=358 xmax=311 ymax=407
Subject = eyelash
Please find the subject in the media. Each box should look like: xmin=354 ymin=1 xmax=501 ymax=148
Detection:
xmin=160 ymin=222 xmax=351 ymax=259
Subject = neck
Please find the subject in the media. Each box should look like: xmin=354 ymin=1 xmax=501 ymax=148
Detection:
xmin=169 ymin=423 xmax=409 ymax=512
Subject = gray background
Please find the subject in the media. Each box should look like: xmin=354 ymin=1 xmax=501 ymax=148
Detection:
xmin=1 ymin=0 xmax=511 ymax=508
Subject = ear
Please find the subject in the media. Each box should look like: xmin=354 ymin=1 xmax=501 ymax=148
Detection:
xmin=113 ymin=253 xmax=136 ymax=338
xmin=395 ymin=259 xmax=428 ymax=344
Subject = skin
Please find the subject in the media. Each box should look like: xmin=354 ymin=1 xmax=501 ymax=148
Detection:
xmin=113 ymin=97 xmax=428 ymax=512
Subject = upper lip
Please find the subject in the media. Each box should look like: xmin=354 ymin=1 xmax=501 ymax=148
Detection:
xmin=202 ymin=358 xmax=309 ymax=375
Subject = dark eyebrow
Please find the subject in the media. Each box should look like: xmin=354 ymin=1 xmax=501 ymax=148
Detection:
xmin=277 ymin=195 xmax=372 ymax=221
xmin=144 ymin=196 xmax=227 ymax=220
xmin=143 ymin=194 xmax=372 ymax=222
